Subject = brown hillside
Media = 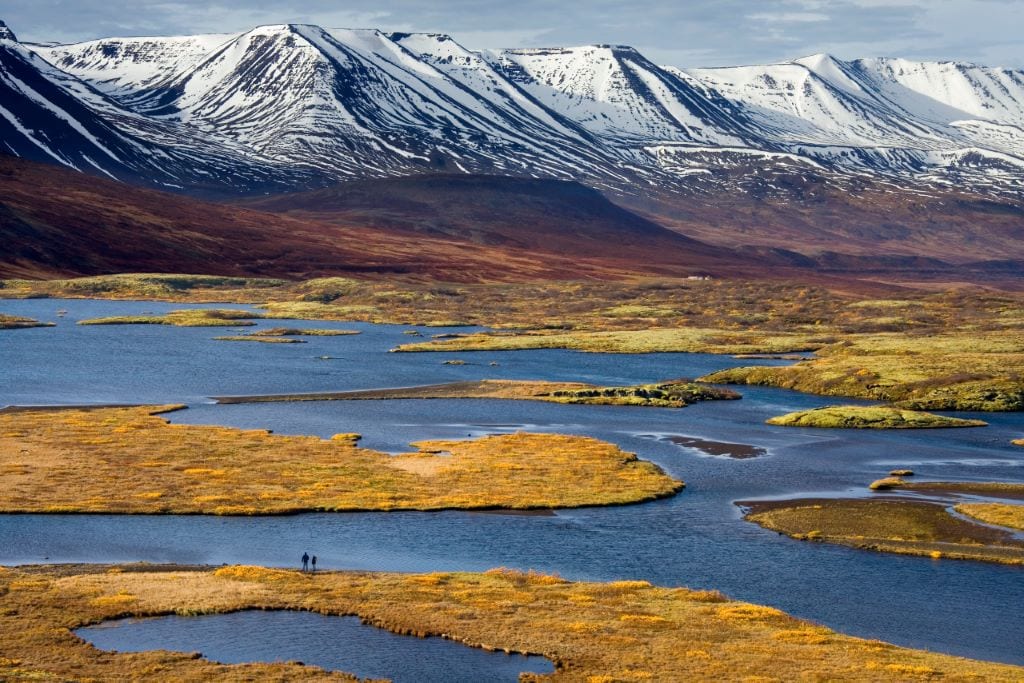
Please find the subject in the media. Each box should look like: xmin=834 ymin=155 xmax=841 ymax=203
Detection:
xmin=0 ymin=156 xmax=728 ymax=281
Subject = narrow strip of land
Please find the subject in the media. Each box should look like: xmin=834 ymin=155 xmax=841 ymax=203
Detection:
xmin=212 ymin=379 xmax=739 ymax=408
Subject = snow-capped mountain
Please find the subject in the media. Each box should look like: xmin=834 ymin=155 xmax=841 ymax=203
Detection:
xmin=0 ymin=25 xmax=313 ymax=193
xmin=685 ymin=55 xmax=1024 ymax=192
xmin=5 ymin=20 xmax=1024 ymax=198
xmin=38 ymin=25 xmax=632 ymax=183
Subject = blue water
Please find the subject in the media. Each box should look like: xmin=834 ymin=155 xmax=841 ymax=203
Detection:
xmin=76 ymin=611 xmax=553 ymax=682
xmin=3 ymin=298 xmax=1024 ymax=666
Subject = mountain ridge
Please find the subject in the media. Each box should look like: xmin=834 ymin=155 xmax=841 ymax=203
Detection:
xmin=8 ymin=20 xmax=1020 ymax=202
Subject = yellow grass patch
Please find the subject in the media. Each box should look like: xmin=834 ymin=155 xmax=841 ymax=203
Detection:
xmin=0 ymin=406 xmax=681 ymax=514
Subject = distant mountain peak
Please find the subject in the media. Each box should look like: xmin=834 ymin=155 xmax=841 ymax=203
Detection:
xmin=0 ymin=20 xmax=18 ymax=42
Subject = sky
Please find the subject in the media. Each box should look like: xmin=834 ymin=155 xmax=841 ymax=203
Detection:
xmin=3 ymin=0 xmax=1022 ymax=68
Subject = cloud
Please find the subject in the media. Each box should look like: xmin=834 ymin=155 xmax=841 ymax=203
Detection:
xmin=4 ymin=0 xmax=1022 ymax=68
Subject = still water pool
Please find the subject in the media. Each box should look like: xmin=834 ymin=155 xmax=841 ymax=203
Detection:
xmin=77 ymin=611 xmax=553 ymax=682
xmin=2 ymin=298 xmax=1023 ymax=666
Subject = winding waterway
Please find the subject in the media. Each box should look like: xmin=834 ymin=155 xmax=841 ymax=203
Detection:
xmin=3 ymin=298 xmax=1024 ymax=666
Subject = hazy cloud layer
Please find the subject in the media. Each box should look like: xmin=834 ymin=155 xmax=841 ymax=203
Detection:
xmin=5 ymin=0 xmax=1022 ymax=68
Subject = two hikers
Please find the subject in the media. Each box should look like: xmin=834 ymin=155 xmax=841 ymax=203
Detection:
xmin=301 ymin=552 xmax=319 ymax=572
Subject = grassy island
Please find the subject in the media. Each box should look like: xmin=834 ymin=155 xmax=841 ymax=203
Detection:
xmin=0 ymin=405 xmax=681 ymax=514
xmin=250 ymin=327 xmax=360 ymax=336
xmin=215 ymin=327 xmax=361 ymax=343
xmin=0 ymin=314 xmax=54 ymax=330
xmin=78 ymin=308 xmax=261 ymax=327
xmin=866 ymin=479 xmax=1024 ymax=499
xmin=213 ymin=379 xmax=740 ymax=408
xmin=743 ymin=498 xmax=1024 ymax=565
xmin=2 ymin=564 xmax=1023 ymax=682
xmin=214 ymin=336 xmax=306 ymax=343
xmin=765 ymin=405 xmax=987 ymax=429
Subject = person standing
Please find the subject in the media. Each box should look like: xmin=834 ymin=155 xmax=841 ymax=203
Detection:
xmin=311 ymin=555 xmax=318 ymax=572
xmin=301 ymin=552 xmax=309 ymax=572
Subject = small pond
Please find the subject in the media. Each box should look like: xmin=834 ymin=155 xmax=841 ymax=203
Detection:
xmin=77 ymin=610 xmax=553 ymax=683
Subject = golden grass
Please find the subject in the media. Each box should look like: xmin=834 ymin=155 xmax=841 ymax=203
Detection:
xmin=0 ymin=405 xmax=681 ymax=514
xmin=766 ymin=405 xmax=987 ymax=428
xmin=213 ymin=379 xmax=740 ymax=409
xmin=0 ymin=313 xmax=55 ymax=330
xmin=2 ymin=565 xmax=1022 ymax=682
xmin=744 ymin=498 xmax=1024 ymax=565
xmin=955 ymin=503 xmax=1024 ymax=531
xmin=78 ymin=308 xmax=260 ymax=327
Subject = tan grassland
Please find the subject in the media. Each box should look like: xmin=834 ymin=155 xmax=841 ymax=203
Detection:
xmin=2 ymin=565 xmax=1024 ymax=682
xmin=0 ymin=405 xmax=681 ymax=514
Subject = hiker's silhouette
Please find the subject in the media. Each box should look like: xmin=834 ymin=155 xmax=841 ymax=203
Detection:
xmin=311 ymin=555 xmax=318 ymax=572
xmin=301 ymin=552 xmax=309 ymax=571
